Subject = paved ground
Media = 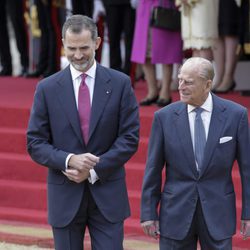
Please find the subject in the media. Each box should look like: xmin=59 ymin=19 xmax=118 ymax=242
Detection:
xmin=1 ymin=221 xmax=249 ymax=250
xmin=0 ymin=241 xmax=159 ymax=250
xmin=0 ymin=243 xmax=51 ymax=250
xmin=0 ymin=221 xmax=159 ymax=250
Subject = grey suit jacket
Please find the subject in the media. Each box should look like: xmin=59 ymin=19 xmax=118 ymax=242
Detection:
xmin=141 ymin=94 xmax=250 ymax=240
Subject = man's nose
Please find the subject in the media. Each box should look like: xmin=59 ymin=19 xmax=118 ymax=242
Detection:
xmin=74 ymin=50 xmax=83 ymax=59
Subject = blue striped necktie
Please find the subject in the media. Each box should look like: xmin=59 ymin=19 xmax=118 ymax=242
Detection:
xmin=194 ymin=107 xmax=206 ymax=171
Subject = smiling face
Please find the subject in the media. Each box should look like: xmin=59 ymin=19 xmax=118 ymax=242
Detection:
xmin=62 ymin=29 xmax=101 ymax=72
xmin=178 ymin=59 xmax=213 ymax=107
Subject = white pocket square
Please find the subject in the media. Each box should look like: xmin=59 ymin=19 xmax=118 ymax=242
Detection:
xmin=219 ymin=136 xmax=233 ymax=144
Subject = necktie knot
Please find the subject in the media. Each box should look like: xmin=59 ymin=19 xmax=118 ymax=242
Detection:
xmin=80 ymin=73 xmax=87 ymax=86
xmin=194 ymin=107 xmax=203 ymax=116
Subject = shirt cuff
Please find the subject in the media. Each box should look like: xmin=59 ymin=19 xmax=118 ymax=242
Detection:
xmin=88 ymin=169 xmax=99 ymax=184
xmin=65 ymin=153 xmax=74 ymax=170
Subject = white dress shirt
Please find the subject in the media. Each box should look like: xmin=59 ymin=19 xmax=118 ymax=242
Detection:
xmin=187 ymin=92 xmax=213 ymax=168
xmin=65 ymin=61 xmax=99 ymax=184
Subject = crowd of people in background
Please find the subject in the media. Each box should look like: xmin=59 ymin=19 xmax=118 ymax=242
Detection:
xmin=0 ymin=0 xmax=250 ymax=97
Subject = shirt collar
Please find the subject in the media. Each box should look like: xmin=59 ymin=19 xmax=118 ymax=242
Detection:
xmin=70 ymin=60 xmax=97 ymax=81
xmin=187 ymin=92 xmax=213 ymax=114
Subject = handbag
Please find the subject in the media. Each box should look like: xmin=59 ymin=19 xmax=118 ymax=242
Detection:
xmin=150 ymin=0 xmax=181 ymax=31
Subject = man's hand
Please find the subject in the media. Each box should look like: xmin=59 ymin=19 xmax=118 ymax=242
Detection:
xmin=63 ymin=168 xmax=90 ymax=183
xmin=141 ymin=220 xmax=160 ymax=239
xmin=68 ymin=153 xmax=99 ymax=172
xmin=241 ymin=220 xmax=250 ymax=240
xmin=64 ymin=153 xmax=100 ymax=183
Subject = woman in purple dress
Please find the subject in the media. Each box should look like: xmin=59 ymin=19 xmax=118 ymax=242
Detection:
xmin=131 ymin=0 xmax=183 ymax=107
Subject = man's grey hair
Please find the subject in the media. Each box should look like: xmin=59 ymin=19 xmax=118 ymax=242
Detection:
xmin=183 ymin=57 xmax=215 ymax=81
xmin=62 ymin=15 xmax=98 ymax=41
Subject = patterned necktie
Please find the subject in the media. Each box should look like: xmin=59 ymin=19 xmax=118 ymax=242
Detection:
xmin=78 ymin=74 xmax=91 ymax=144
xmin=194 ymin=107 xmax=206 ymax=171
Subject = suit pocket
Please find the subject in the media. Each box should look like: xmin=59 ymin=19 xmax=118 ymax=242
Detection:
xmin=225 ymin=190 xmax=235 ymax=196
xmin=162 ymin=186 xmax=174 ymax=195
xmin=218 ymin=138 xmax=234 ymax=148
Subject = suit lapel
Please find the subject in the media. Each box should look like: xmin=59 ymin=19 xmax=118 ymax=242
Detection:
xmin=174 ymin=103 xmax=198 ymax=177
xmin=56 ymin=66 xmax=84 ymax=146
xmin=88 ymin=64 xmax=112 ymax=142
xmin=199 ymin=94 xmax=227 ymax=177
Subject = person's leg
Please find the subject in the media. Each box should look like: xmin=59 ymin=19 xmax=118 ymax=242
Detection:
xmin=52 ymin=224 xmax=86 ymax=250
xmin=104 ymin=5 xmax=123 ymax=72
xmin=0 ymin=0 xmax=12 ymax=75
xmin=193 ymin=48 xmax=213 ymax=61
xmin=160 ymin=210 xmax=198 ymax=250
xmin=7 ymin=0 xmax=29 ymax=75
xmin=212 ymin=37 xmax=225 ymax=89
xmin=196 ymin=200 xmax=232 ymax=250
xmin=26 ymin=0 xmax=49 ymax=77
xmin=215 ymin=35 xmax=238 ymax=92
xmin=140 ymin=59 xmax=158 ymax=105
xmin=88 ymin=214 xmax=124 ymax=250
xmin=42 ymin=0 xmax=57 ymax=77
xmin=160 ymin=235 xmax=197 ymax=250
xmin=171 ymin=64 xmax=181 ymax=91
xmin=52 ymin=184 xmax=93 ymax=250
xmin=87 ymin=187 xmax=124 ymax=250
xmin=52 ymin=191 xmax=89 ymax=250
xmin=157 ymin=64 xmax=173 ymax=107
xmin=122 ymin=5 xmax=135 ymax=75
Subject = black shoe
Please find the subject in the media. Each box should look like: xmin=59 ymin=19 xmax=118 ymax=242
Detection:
xmin=241 ymin=90 xmax=250 ymax=96
xmin=42 ymin=69 xmax=57 ymax=78
xmin=140 ymin=95 xmax=159 ymax=106
xmin=213 ymin=81 xmax=236 ymax=94
xmin=156 ymin=98 xmax=172 ymax=107
xmin=0 ymin=68 xmax=12 ymax=76
xmin=18 ymin=67 xmax=28 ymax=77
xmin=26 ymin=70 xmax=43 ymax=78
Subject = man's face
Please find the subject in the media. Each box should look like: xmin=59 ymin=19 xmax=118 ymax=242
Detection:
xmin=178 ymin=64 xmax=211 ymax=107
xmin=63 ymin=29 xmax=101 ymax=72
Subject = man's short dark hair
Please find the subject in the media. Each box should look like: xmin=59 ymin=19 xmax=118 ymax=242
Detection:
xmin=62 ymin=15 xmax=98 ymax=41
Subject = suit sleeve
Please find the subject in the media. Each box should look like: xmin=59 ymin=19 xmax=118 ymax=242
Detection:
xmin=94 ymin=77 xmax=140 ymax=182
xmin=26 ymin=83 xmax=69 ymax=171
xmin=140 ymin=112 xmax=165 ymax=222
xmin=237 ymin=108 xmax=250 ymax=219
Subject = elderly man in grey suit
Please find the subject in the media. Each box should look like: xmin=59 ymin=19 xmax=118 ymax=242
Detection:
xmin=27 ymin=15 xmax=139 ymax=250
xmin=141 ymin=57 xmax=250 ymax=249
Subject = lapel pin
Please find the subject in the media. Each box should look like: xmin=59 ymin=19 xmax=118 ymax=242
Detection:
xmin=106 ymin=90 xmax=111 ymax=94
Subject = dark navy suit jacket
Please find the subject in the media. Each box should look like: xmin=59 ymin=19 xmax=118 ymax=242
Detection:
xmin=141 ymin=94 xmax=250 ymax=241
xmin=27 ymin=63 xmax=139 ymax=227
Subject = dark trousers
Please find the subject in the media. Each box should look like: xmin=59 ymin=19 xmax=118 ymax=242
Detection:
xmin=70 ymin=0 xmax=104 ymax=63
xmin=104 ymin=4 xmax=135 ymax=75
xmin=71 ymin=0 xmax=93 ymax=16
xmin=34 ymin=0 xmax=57 ymax=74
xmin=52 ymin=184 xmax=124 ymax=250
xmin=0 ymin=0 xmax=28 ymax=72
xmin=160 ymin=200 xmax=232 ymax=250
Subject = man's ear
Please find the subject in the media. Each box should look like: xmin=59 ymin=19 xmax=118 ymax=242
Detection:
xmin=207 ymin=79 xmax=213 ymax=90
xmin=95 ymin=37 xmax=102 ymax=50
